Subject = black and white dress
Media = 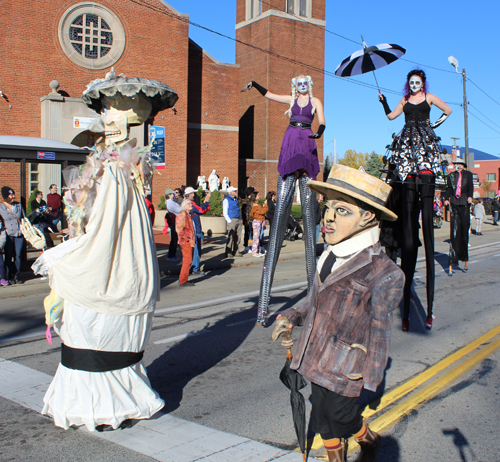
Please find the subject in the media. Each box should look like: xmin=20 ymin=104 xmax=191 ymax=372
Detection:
xmin=388 ymin=97 xmax=444 ymax=182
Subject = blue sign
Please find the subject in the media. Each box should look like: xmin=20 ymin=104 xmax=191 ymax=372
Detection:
xmin=37 ymin=151 xmax=56 ymax=160
xmin=149 ymin=126 xmax=165 ymax=169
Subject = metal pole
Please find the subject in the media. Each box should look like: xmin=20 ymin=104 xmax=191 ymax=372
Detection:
xmin=462 ymin=68 xmax=469 ymax=167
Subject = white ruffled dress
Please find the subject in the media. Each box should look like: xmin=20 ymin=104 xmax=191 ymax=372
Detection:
xmin=34 ymin=159 xmax=164 ymax=431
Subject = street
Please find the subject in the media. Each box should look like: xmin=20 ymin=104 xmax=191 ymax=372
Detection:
xmin=1 ymin=228 xmax=500 ymax=461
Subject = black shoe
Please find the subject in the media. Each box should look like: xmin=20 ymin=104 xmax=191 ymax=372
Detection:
xmin=14 ymin=277 xmax=23 ymax=285
xmin=180 ymin=281 xmax=195 ymax=287
xmin=9 ymin=279 xmax=16 ymax=285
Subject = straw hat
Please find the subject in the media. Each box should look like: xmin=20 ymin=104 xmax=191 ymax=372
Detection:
xmin=307 ymin=164 xmax=397 ymax=221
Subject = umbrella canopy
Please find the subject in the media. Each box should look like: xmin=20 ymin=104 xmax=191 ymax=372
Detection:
xmin=279 ymin=358 xmax=308 ymax=461
xmin=335 ymin=41 xmax=406 ymax=77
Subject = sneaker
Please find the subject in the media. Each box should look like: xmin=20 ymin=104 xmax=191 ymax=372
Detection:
xmin=252 ymin=253 xmax=263 ymax=258
xmin=256 ymin=317 xmax=268 ymax=327
xmin=425 ymin=316 xmax=434 ymax=330
xmin=402 ymin=320 xmax=409 ymax=332
xmin=0 ymin=279 xmax=9 ymax=287
xmin=192 ymin=271 xmax=206 ymax=277
xmin=179 ymin=281 xmax=195 ymax=287
xmin=14 ymin=277 xmax=23 ymax=285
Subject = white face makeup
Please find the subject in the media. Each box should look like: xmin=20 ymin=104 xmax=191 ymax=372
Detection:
xmin=409 ymin=76 xmax=423 ymax=93
xmin=296 ymin=79 xmax=309 ymax=94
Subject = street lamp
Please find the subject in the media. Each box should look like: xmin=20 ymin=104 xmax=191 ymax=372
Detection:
xmin=448 ymin=56 xmax=470 ymax=168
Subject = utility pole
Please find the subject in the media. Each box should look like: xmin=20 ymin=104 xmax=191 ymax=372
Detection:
xmin=462 ymin=68 xmax=470 ymax=168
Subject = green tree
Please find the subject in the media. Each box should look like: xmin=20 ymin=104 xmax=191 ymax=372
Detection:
xmin=26 ymin=188 xmax=39 ymax=216
xmin=323 ymin=154 xmax=333 ymax=180
xmin=338 ymin=150 xmax=369 ymax=170
xmin=365 ymin=151 xmax=384 ymax=178
xmin=206 ymin=189 xmax=223 ymax=216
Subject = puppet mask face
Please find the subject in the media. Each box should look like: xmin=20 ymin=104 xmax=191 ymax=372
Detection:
xmin=296 ymin=79 xmax=309 ymax=94
xmin=101 ymin=93 xmax=152 ymax=145
xmin=323 ymin=191 xmax=376 ymax=245
xmin=409 ymin=76 xmax=423 ymax=93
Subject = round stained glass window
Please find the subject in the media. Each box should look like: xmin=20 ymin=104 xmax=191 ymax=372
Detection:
xmin=59 ymin=3 xmax=125 ymax=70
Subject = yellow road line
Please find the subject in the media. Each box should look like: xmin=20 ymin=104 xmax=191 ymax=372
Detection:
xmin=362 ymin=324 xmax=500 ymax=418
xmin=308 ymin=325 xmax=500 ymax=452
xmin=370 ymin=334 xmax=500 ymax=435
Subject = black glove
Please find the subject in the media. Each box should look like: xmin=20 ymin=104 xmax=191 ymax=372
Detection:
xmin=378 ymin=94 xmax=391 ymax=115
xmin=244 ymin=81 xmax=268 ymax=96
xmin=309 ymin=124 xmax=325 ymax=139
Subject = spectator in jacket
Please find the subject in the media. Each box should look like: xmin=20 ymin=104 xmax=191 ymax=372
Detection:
xmin=266 ymin=191 xmax=276 ymax=230
xmin=164 ymin=189 xmax=180 ymax=261
xmin=0 ymin=186 xmax=26 ymax=284
xmin=0 ymin=215 xmax=8 ymax=286
xmin=223 ymin=187 xmax=244 ymax=257
xmin=184 ymin=187 xmax=210 ymax=276
xmin=274 ymin=164 xmax=404 ymax=462
xmin=46 ymin=184 xmax=62 ymax=230
xmin=175 ymin=199 xmax=195 ymax=287
xmin=491 ymin=196 xmax=500 ymax=226
xmin=474 ymin=199 xmax=486 ymax=236
xmin=241 ymin=186 xmax=255 ymax=250
xmin=250 ymin=191 xmax=268 ymax=257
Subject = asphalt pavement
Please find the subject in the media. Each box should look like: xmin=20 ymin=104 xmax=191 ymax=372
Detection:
xmin=1 ymin=217 xmax=500 ymax=461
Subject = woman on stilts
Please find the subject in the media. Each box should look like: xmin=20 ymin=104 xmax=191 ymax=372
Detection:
xmin=378 ymin=69 xmax=451 ymax=332
xmin=243 ymin=75 xmax=325 ymax=326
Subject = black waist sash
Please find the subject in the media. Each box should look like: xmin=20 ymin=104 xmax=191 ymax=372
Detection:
xmin=289 ymin=120 xmax=312 ymax=129
xmin=61 ymin=343 xmax=144 ymax=372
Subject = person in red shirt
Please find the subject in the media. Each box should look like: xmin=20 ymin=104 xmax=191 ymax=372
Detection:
xmin=46 ymin=184 xmax=62 ymax=230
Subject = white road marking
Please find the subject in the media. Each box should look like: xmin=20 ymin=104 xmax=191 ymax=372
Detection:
xmin=155 ymin=281 xmax=307 ymax=314
xmin=0 ymin=330 xmax=48 ymax=344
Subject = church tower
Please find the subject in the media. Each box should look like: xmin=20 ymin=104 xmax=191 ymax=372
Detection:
xmin=236 ymin=0 xmax=326 ymax=194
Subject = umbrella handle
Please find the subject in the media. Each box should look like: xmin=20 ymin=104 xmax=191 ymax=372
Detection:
xmin=372 ymin=70 xmax=380 ymax=93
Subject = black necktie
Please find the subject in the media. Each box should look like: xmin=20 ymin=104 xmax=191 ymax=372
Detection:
xmin=320 ymin=251 xmax=336 ymax=284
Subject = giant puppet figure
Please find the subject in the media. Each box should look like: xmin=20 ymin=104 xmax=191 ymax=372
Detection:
xmin=273 ymin=165 xmax=404 ymax=462
xmin=23 ymin=70 xmax=178 ymax=431
xmin=243 ymin=76 xmax=325 ymax=326
xmin=378 ymin=69 xmax=452 ymax=332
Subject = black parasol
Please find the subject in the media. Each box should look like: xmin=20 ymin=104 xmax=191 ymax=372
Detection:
xmin=335 ymin=36 xmax=406 ymax=93
xmin=273 ymin=317 xmax=308 ymax=462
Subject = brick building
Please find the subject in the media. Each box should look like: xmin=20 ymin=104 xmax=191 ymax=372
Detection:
xmin=0 ymin=0 xmax=325 ymax=206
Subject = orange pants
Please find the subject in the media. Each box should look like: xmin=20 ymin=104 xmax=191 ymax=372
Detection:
xmin=180 ymin=243 xmax=193 ymax=285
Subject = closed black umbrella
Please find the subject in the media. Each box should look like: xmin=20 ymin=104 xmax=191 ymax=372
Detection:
xmin=335 ymin=36 xmax=406 ymax=92
xmin=273 ymin=317 xmax=308 ymax=462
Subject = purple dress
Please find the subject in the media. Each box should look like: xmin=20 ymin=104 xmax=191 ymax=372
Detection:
xmin=278 ymin=97 xmax=320 ymax=180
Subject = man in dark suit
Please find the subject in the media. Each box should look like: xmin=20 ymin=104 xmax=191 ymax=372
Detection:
xmin=444 ymin=160 xmax=473 ymax=276
xmin=274 ymin=165 xmax=404 ymax=462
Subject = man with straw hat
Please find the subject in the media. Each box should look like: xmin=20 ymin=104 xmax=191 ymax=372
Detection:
xmin=274 ymin=164 xmax=404 ymax=461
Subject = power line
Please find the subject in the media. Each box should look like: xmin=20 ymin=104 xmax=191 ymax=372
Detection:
xmin=127 ymin=0 xmax=402 ymax=95
xmin=467 ymin=110 xmax=500 ymax=136
xmin=469 ymin=103 xmax=500 ymax=130
xmin=467 ymin=77 xmax=500 ymax=107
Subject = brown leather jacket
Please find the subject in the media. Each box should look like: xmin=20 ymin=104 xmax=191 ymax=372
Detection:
xmin=282 ymin=243 xmax=404 ymax=397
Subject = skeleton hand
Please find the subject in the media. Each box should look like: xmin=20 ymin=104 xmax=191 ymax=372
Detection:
xmin=20 ymin=218 xmax=46 ymax=250
xmin=272 ymin=316 xmax=294 ymax=349
xmin=241 ymin=82 xmax=253 ymax=92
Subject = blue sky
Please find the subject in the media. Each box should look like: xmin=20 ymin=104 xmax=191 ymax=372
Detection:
xmin=165 ymin=0 xmax=500 ymax=161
